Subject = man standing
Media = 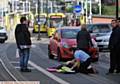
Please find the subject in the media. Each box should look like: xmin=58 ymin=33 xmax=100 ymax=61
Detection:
xmin=76 ymin=24 xmax=93 ymax=54
xmin=107 ymin=19 xmax=120 ymax=74
xmin=15 ymin=17 xmax=32 ymax=72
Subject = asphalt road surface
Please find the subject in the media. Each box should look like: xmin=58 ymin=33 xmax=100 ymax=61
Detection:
xmin=0 ymin=31 xmax=120 ymax=84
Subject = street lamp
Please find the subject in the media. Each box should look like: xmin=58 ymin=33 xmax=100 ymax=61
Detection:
xmin=116 ymin=0 xmax=119 ymax=19
xmin=37 ymin=0 xmax=41 ymax=40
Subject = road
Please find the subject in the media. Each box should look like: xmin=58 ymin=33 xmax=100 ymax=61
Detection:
xmin=0 ymin=31 xmax=120 ymax=84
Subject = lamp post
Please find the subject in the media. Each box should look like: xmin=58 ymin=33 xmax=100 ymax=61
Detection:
xmin=46 ymin=0 xmax=48 ymax=26
xmin=37 ymin=0 xmax=41 ymax=40
xmin=116 ymin=0 xmax=119 ymax=19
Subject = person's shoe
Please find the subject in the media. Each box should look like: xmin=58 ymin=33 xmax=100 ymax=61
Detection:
xmin=20 ymin=68 xmax=31 ymax=72
xmin=20 ymin=68 xmax=24 ymax=72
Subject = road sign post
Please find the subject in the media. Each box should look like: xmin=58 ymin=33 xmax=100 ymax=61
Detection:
xmin=37 ymin=0 xmax=41 ymax=40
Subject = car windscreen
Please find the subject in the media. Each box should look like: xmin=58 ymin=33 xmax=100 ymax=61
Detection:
xmin=61 ymin=29 xmax=80 ymax=39
xmin=49 ymin=18 xmax=63 ymax=28
xmin=87 ymin=24 xmax=111 ymax=33
xmin=35 ymin=17 xmax=46 ymax=25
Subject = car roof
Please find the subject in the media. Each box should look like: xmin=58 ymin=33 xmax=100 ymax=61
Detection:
xmin=56 ymin=26 xmax=81 ymax=30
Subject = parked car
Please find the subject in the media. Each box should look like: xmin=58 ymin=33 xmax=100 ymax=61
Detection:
xmin=0 ymin=26 xmax=8 ymax=43
xmin=95 ymin=32 xmax=111 ymax=51
xmin=87 ymin=23 xmax=112 ymax=38
xmin=48 ymin=26 xmax=99 ymax=61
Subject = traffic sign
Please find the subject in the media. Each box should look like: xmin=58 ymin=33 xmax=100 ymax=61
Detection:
xmin=73 ymin=5 xmax=82 ymax=14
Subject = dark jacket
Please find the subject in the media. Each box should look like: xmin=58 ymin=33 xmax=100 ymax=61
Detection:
xmin=108 ymin=26 xmax=120 ymax=50
xmin=76 ymin=29 xmax=93 ymax=50
xmin=15 ymin=24 xmax=31 ymax=49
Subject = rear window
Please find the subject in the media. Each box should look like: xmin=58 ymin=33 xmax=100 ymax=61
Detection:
xmin=61 ymin=29 xmax=80 ymax=39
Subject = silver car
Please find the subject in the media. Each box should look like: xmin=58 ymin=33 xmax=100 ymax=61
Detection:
xmin=95 ymin=32 xmax=111 ymax=50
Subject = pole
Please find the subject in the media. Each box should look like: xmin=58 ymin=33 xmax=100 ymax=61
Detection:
xmin=35 ymin=4 xmax=38 ymax=15
xmin=116 ymin=0 xmax=119 ymax=19
xmin=85 ymin=0 xmax=88 ymax=24
xmin=89 ymin=0 xmax=92 ymax=24
xmin=37 ymin=0 xmax=41 ymax=40
xmin=46 ymin=0 xmax=48 ymax=29
xmin=41 ymin=0 xmax=43 ymax=13
xmin=2 ymin=0 xmax=4 ymax=26
xmin=99 ymin=0 xmax=101 ymax=15
xmin=29 ymin=1 xmax=30 ymax=13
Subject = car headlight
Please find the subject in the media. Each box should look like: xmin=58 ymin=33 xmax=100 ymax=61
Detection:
xmin=103 ymin=39 xmax=109 ymax=42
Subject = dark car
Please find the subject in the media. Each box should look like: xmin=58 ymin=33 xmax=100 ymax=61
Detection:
xmin=0 ymin=26 xmax=8 ymax=43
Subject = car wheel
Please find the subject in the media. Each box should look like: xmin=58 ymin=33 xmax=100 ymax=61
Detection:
xmin=48 ymin=45 xmax=54 ymax=59
xmin=57 ymin=48 xmax=62 ymax=61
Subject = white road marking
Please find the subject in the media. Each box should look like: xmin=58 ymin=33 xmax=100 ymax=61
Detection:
xmin=15 ymin=66 xmax=35 ymax=70
xmin=0 ymin=59 xmax=18 ymax=81
xmin=29 ymin=61 xmax=70 ymax=84
xmin=10 ymin=61 xmax=19 ymax=64
xmin=10 ymin=61 xmax=35 ymax=69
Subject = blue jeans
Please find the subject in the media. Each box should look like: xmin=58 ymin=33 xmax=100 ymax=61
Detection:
xmin=19 ymin=48 xmax=30 ymax=69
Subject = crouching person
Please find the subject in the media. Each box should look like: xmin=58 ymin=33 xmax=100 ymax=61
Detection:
xmin=66 ymin=50 xmax=97 ymax=74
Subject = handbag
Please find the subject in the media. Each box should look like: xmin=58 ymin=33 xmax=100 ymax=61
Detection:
xmin=16 ymin=49 xmax=20 ymax=58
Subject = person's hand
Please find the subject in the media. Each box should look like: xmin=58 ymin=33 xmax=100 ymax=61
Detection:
xmin=70 ymin=67 xmax=74 ymax=70
xmin=66 ymin=61 xmax=71 ymax=65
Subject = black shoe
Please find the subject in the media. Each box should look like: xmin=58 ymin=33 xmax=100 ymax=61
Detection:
xmin=20 ymin=68 xmax=31 ymax=72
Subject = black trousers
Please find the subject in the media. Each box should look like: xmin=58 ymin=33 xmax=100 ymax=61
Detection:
xmin=109 ymin=48 xmax=120 ymax=72
xmin=79 ymin=58 xmax=91 ymax=73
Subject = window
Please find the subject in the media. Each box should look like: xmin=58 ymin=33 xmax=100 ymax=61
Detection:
xmin=61 ymin=29 xmax=79 ymax=39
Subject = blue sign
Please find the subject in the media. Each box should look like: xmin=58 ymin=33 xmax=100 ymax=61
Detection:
xmin=74 ymin=5 xmax=82 ymax=13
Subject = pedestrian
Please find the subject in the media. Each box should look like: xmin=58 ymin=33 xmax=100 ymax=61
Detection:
xmin=15 ymin=17 xmax=32 ymax=72
xmin=75 ymin=19 xmax=81 ymax=26
xmin=107 ymin=19 xmax=120 ymax=74
xmin=76 ymin=24 xmax=93 ymax=54
xmin=66 ymin=50 xmax=97 ymax=74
